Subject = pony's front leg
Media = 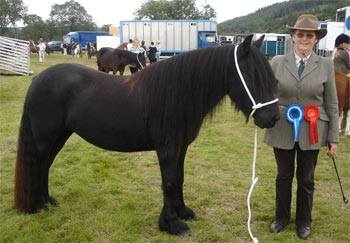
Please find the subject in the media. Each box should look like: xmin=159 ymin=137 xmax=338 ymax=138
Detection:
xmin=157 ymin=147 xmax=190 ymax=236
xmin=175 ymin=147 xmax=196 ymax=221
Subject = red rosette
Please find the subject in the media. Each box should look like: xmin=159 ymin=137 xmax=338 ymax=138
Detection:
xmin=304 ymin=104 xmax=320 ymax=144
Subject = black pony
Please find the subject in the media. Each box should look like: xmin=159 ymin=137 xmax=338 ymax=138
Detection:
xmin=15 ymin=35 xmax=279 ymax=236
xmin=96 ymin=47 xmax=146 ymax=75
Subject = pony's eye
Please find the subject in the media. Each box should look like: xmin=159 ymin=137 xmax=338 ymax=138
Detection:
xmin=275 ymin=79 xmax=279 ymax=84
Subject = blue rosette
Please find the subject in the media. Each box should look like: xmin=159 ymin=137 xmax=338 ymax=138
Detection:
xmin=286 ymin=104 xmax=304 ymax=142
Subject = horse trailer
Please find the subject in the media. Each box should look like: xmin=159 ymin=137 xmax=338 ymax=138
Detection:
xmin=63 ymin=31 xmax=111 ymax=50
xmin=120 ymin=20 xmax=220 ymax=56
xmin=317 ymin=6 xmax=350 ymax=54
xmin=254 ymin=33 xmax=292 ymax=57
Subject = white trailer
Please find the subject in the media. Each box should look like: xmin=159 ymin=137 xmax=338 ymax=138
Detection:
xmin=96 ymin=35 xmax=120 ymax=51
xmin=318 ymin=6 xmax=350 ymax=51
xmin=120 ymin=20 xmax=219 ymax=55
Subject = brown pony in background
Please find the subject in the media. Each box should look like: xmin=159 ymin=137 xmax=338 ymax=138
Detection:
xmin=96 ymin=47 xmax=146 ymax=75
xmin=334 ymin=70 xmax=350 ymax=135
xmin=29 ymin=40 xmax=49 ymax=54
xmin=117 ymin=42 xmax=128 ymax=50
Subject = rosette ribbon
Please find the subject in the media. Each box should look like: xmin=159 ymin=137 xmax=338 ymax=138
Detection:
xmin=304 ymin=104 xmax=320 ymax=144
xmin=286 ymin=104 xmax=304 ymax=142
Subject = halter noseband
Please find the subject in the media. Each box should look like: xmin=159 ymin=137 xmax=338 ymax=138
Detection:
xmin=234 ymin=45 xmax=278 ymax=117
xmin=136 ymin=53 xmax=145 ymax=69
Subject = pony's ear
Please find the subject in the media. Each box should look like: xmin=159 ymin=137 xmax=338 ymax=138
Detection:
xmin=253 ymin=34 xmax=265 ymax=49
xmin=240 ymin=35 xmax=253 ymax=54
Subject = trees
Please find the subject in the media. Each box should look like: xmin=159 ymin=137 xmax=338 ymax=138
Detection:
xmin=134 ymin=0 xmax=216 ymax=20
xmin=47 ymin=0 xmax=97 ymax=40
xmin=0 ymin=0 xmax=27 ymax=35
xmin=21 ymin=14 xmax=48 ymax=41
xmin=49 ymin=0 xmax=97 ymax=33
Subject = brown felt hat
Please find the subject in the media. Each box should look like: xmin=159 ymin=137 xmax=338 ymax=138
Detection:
xmin=286 ymin=14 xmax=327 ymax=40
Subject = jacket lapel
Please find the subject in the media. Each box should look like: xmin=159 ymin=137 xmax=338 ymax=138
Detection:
xmin=284 ymin=52 xmax=299 ymax=80
xmin=300 ymin=52 xmax=319 ymax=79
xmin=283 ymin=52 xmax=320 ymax=80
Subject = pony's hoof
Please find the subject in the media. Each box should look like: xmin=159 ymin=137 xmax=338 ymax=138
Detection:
xmin=48 ymin=196 xmax=58 ymax=206
xmin=177 ymin=206 xmax=196 ymax=221
xmin=159 ymin=214 xmax=191 ymax=236
xmin=177 ymin=229 xmax=191 ymax=237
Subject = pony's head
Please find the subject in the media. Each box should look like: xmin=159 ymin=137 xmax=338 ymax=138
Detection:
xmin=136 ymin=52 xmax=146 ymax=70
xmin=229 ymin=35 xmax=280 ymax=128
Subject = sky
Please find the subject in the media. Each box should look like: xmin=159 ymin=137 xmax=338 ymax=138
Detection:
xmin=21 ymin=0 xmax=287 ymax=27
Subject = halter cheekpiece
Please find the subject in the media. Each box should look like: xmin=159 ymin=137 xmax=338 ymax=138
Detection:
xmin=233 ymin=45 xmax=278 ymax=116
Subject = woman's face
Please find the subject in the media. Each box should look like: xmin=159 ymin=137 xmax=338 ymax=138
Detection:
xmin=292 ymin=30 xmax=318 ymax=57
xmin=133 ymin=41 xmax=140 ymax=47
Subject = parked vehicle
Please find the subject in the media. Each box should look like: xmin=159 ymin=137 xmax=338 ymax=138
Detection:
xmin=120 ymin=20 xmax=220 ymax=56
xmin=47 ymin=41 xmax=62 ymax=53
xmin=63 ymin=31 xmax=111 ymax=50
xmin=318 ymin=6 xmax=350 ymax=53
xmin=254 ymin=33 xmax=292 ymax=57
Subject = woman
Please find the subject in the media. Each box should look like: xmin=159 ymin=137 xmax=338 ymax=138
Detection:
xmin=155 ymin=40 xmax=161 ymax=62
xmin=264 ymin=14 xmax=339 ymax=240
xmin=128 ymin=39 xmax=145 ymax=74
xmin=38 ymin=38 xmax=46 ymax=63
xmin=333 ymin=33 xmax=350 ymax=75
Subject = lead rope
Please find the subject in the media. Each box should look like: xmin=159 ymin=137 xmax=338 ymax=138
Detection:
xmin=247 ymin=126 xmax=259 ymax=243
xmin=234 ymin=45 xmax=277 ymax=243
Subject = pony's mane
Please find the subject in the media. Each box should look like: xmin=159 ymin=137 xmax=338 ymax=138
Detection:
xmin=128 ymin=45 xmax=234 ymax=145
xmin=127 ymin=44 xmax=274 ymax=146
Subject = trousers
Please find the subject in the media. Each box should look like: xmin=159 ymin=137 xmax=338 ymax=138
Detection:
xmin=273 ymin=143 xmax=319 ymax=227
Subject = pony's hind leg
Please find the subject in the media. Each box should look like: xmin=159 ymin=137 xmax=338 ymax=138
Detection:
xmin=339 ymin=111 xmax=343 ymax=133
xmin=42 ymin=130 xmax=73 ymax=207
xmin=157 ymin=146 xmax=191 ymax=236
xmin=345 ymin=110 xmax=350 ymax=136
xmin=15 ymin=109 xmax=71 ymax=213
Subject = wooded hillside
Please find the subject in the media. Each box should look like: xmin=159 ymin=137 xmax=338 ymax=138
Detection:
xmin=218 ymin=0 xmax=349 ymax=34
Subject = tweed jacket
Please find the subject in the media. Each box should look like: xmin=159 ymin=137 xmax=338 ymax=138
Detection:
xmin=264 ymin=52 xmax=339 ymax=150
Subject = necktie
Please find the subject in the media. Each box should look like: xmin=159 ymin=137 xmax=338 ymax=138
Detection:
xmin=298 ymin=60 xmax=304 ymax=77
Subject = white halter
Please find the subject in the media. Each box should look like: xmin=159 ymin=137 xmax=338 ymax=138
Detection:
xmin=136 ymin=53 xmax=145 ymax=69
xmin=234 ymin=44 xmax=278 ymax=243
xmin=234 ymin=45 xmax=278 ymax=117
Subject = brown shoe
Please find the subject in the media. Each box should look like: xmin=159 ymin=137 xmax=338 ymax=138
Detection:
xmin=270 ymin=220 xmax=288 ymax=233
xmin=297 ymin=226 xmax=311 ymax=240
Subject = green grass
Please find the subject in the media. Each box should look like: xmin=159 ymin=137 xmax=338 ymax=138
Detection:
xmin=1 ymin=53 xmax=349 ymax=242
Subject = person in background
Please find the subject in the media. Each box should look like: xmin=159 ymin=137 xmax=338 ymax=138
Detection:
xmin=60 ymin=41 xmax=64 ymax=54
xmin=140 ymin=40 xmax=147 ymax=52
xmin=264 ymin=14 xmax=339 ymax=240
xmin=128 ymin=39 xmax=145 ymax=73
xmin=70 ymin=38 xmax=77 ymax=57
xmin=38 ymin=38 xmax=46 ymax=62
xmin=332 ymin=33 xmax=350 ymax=75
xmin=127 ymin=39 xmax=133 ymax=51
xmin=148 ymin=41 xmax=157 ymax=64
xmin=62 ymin=42 xmax=67 ymax=55
xmin=156 ymin=40 xmax=161 ymax=62
xmin=86 ymin=42 xmax=92 ymax=59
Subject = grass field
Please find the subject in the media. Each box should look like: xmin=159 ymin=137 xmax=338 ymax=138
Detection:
xmin=0 ymin=53 xmax=349 ymax=242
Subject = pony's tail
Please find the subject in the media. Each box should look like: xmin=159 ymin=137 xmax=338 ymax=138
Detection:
xmin=15 ymin=109 xmax=40 ymax=213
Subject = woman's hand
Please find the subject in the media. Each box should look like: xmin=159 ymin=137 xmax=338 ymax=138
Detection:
xmin=327 ymin=142 xmax=338 ymax=157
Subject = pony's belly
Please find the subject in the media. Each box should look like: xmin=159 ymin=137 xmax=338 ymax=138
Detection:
xmin=77 ymin=129 xmax=154 ymax=152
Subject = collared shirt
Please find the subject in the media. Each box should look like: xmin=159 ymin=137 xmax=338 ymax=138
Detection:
xmin=294 ymin=51 xmax=311 ymax=68
xmin=129 ymin=46 xmax=145 ymax=54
